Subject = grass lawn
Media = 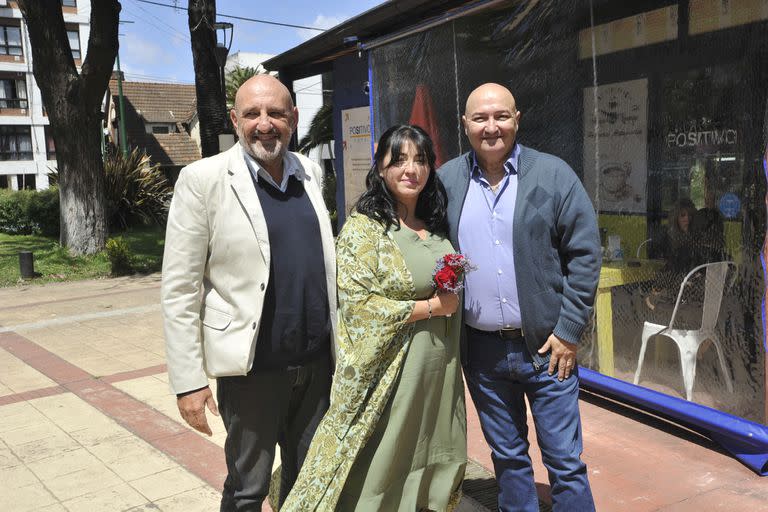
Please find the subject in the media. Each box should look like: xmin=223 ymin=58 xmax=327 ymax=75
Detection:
xmin=0 ymin=226 xmax=165 ymax=287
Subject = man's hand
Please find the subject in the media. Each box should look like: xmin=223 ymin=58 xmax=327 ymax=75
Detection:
xmin=177 ymin=387 xmax=219 ymax=436
xmin=538 ymin=333 xmax=578 ymax=381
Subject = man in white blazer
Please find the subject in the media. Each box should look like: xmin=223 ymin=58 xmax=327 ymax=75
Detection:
xmin=161 ymin=75 xmax=336 ymax=511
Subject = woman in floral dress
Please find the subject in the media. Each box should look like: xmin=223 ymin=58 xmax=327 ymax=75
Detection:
xmin=281 ymin=124 xmax=467 ymax=511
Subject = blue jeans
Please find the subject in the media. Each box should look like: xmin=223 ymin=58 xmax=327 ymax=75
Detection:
xmin=464 ymin=329 xmax=595 ymax=512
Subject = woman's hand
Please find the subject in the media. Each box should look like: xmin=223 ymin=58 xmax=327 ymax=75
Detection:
xmin=432 ymin=291 xmax=459 ymax=317
xmin=408 ymin=291 xmax=460 ymax=323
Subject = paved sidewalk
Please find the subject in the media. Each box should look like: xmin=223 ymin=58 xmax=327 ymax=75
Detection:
xmin=0 ymin=275 xmax=765 ymax=511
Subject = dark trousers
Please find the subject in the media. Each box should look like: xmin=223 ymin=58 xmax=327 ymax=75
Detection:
xmin=464 ymin=329 xmax=595 ymax=512
xmin=217 ymin=354 xmax=331 ymax=512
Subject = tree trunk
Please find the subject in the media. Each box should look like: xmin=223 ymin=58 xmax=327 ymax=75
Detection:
xmin=188 ymin=0 xmax=230 ymax=157
xmin=18 ymin=0 xmax=119 ymax=255
xmin=54 ymin=108 xmax=107 ymax=254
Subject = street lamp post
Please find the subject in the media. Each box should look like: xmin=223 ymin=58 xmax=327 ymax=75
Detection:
xmin=213 ymin=21 xmax=234 ymax=104
xmin=214 ymin=21 xmax=234 ymax=152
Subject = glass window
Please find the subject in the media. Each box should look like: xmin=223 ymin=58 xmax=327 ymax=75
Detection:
xmin=61 ymin=0 xmax=77 ymax=7
xmin=67 ymin=30 xmax=80 ymax=60
xmin=44 ymin=125 xmax=55 ymax=160
xmin=16 ymin=173 xmax=35 ymax=190
xmin=152 ymin=125 xmax=170 ymax=134
xmin=0 ymin=77 xmax=28 ymax=109
xmin=0 ymin=26 xmax=23 ymax=57
xmin=0 ymin=125 xmax=32 ymax=160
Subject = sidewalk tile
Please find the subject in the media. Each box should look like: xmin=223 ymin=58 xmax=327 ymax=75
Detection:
xmin=67 ymin=353 xmax=133 ymax=377
xmin=31 ymin=393 xmax=117 ymax=433
xmin=62 ymin=483 xmax=147 ymax=512
xmin=6 ymin=428 xmax=80 ymax=464
xmin=0 ymin=482 xmax=58 ymax=512
xmin=116 ymin=350 xmax=166 ymax=369
xmin=0 ymin=462 xmax=40 ymax=489
xmin=0 ymin=442 xmax=21 ymax=469
xmin=41 ymin=460 xmax=123 ymax=501
xmin=93 ymin=437 xmax=176 ymax=482
xmin=0 ymin=401 xmax=40 ymax=433
xmin=0 ymin=347 xmax=55 ymax=395
xmin=27 ymin=447 xmax=104 ymax=481
xmin=130 ymin=466 xmax=206 ymax=502
xmin=150 ymin=485 xmax=222 ymax=512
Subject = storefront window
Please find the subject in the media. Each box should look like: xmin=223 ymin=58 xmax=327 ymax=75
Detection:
xmin=368 ymin=0 xmax=767 ymax=432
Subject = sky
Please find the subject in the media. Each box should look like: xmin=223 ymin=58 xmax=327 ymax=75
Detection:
xmin=116 ymin=0 xmax=383 ymax=83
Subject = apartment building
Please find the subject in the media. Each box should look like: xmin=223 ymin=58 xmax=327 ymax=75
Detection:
xmin=0 ymin=0 xmax=90 ymax=190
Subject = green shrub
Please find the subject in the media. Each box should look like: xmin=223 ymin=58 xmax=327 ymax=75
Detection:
xmin=28 ymin=188 xmax=59 ymax=236
xmin=104 ymin=147 xmax=172 ymax=231
xmin=105 ymin=236 xmax=133 ymax=276
xmin=0 ymin=188 xmax=59 ymax=236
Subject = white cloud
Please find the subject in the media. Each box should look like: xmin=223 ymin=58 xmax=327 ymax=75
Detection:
xmin=296 ymin=14 xmax=345 ymax=41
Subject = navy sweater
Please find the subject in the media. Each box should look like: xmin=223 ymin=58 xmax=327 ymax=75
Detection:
xmin=251 ymin=174 xmax=331 ymax=369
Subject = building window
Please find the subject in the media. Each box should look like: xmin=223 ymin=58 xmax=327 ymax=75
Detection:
xmin=62 ymin=0 xmax=77 ymax=7
xmin=67 ymin=29 xmax=80 ymax=60
xmin=0 ymin=77 xmax=27 ymax=109
xmin=44 ymin=125 xmax=55 ymax=160
xmin=16 ymin=173 xmax=35 ymax=190
xmin=147 ymin=123 xmax=176 ymax=134
xmin=0 ymin=25 xmax=23 ymax=57
xmin=0 ymin=125 xmax=32 ymax=160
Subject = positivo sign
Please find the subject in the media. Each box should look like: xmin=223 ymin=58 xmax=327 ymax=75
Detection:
xmin=666 ymin=128 xmax=737 ymax=148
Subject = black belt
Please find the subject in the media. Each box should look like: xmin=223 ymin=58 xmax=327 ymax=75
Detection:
xmin=467 ymin=325 xmax=524 ymax=340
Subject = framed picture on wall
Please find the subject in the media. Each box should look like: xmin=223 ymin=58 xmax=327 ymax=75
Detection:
xmin=583 ymin=78 xmax=649 ymax=214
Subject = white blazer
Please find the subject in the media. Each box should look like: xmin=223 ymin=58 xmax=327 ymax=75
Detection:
xmin=161 ymin=144 xmax=337 ymax=394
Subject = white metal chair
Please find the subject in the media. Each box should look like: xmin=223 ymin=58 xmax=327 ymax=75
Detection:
xmin=636 ymin=238 xmax=652 ymax=258
xmin=633 ymin=261 xmax=735 ymax=401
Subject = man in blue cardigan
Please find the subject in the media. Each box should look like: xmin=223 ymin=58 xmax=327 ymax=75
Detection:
xmin=438 ymin=83 xmax=600 ymax=511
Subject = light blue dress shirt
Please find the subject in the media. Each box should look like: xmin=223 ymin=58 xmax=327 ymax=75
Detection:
xmin=243 ymin=151 xmax=300 ymax=192
xmin=458 ymin=145 xmax=521 ymax=331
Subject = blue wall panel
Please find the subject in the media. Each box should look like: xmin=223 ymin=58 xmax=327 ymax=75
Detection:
xmin=332 ymin=53 xmax=370 ymax=227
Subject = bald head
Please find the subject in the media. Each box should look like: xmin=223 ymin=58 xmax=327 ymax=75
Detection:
xmin=465 ymin=83 xmax=516 ymax=116
xmin=462 ymin=83 xmax=521 ymax=168
xmin=234 ymin=74 xmax=294 ymax=114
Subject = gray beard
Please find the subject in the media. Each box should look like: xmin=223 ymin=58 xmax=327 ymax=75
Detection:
xmin=240 ymin=137 xmax=285 ymax=166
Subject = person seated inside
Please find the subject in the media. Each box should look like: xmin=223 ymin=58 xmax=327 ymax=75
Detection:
xmin=645 ymin=198 xmax=699 ymax=313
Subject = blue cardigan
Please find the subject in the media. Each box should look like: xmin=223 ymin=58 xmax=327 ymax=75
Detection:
xmin=438 ymin=145 xmax=601 ymax=365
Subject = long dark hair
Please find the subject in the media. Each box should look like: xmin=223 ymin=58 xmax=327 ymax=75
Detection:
xmin=354 ymin=124 xmax=448 ymax=236
xmin=668 ymin=197 xmax=696 ymax=238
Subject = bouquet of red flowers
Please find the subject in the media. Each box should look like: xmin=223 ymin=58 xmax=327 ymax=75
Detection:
xmin=432 ymin=253 xmax=476 ymax=293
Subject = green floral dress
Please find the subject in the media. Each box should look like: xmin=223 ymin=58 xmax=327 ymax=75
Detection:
xmin=281 ymin=213 xmax=466 ymax=512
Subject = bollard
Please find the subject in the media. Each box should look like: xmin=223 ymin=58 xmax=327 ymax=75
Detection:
xmin=19 ymin=251 xmax=35 ymax=279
